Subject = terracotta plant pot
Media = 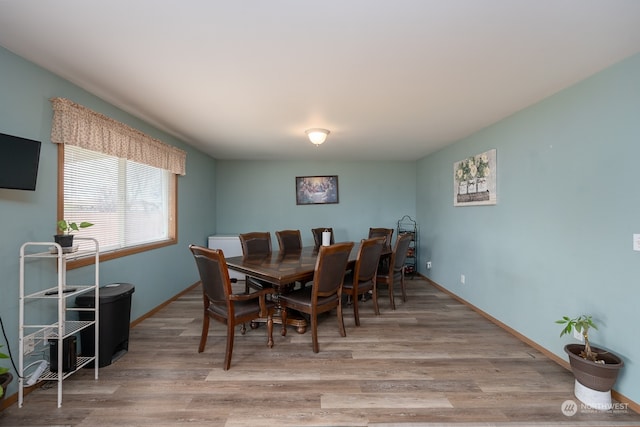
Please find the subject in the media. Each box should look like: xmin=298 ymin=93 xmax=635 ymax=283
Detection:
xmin=564 ymin=344 xmax=624 ymax=392
xmin=54 ymin=234 xmax=74 ymax=248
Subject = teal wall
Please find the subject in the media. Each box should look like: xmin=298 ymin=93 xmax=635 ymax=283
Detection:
xmin=417 ymin=53 xmax=640 ymax=403
xmin=0 ymin=46 xmax=216 ymax=398
xmin=214 ymin=160 xmax=416 ymax=244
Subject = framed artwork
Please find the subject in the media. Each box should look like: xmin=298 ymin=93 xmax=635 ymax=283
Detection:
xmin=296 ymin=175 xmax=339 ymax=205
xmin=454 ymin=149 xmax=497 ymax=206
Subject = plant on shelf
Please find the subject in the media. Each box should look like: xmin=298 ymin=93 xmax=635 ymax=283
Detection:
xmin=1 ymin=344 xmax=12 ymax=399
xmin=54 ymin=219 xmax=94 ymax=248
xmin=556 ymin=314 xmax=624 ymax=409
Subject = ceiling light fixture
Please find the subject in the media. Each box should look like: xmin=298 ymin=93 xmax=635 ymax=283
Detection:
xmin=305 ymin=128 xmax=330 ymax=146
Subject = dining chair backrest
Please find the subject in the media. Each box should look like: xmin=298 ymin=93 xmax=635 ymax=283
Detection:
xmin=368 ymin=227 xmax=394 ymax=247
xmin=313 ymin=241 xmax=354 ymax=298
xmin=354 ymin=237 xmax=386 ymax=284
xmin=239 ymin=232 xmax=272 ymax=256
xmin=276 ymin=229 xmax=303 ymax=252
xmin=239 ymin=232 xmax=274 ymax=292
xmin=189 ymin=246 xmax=233 ymax=313
xmin=311 ymin=227 xmax=335 ymax=248
xmin=392 ymin=232 xmax=413 ymax=273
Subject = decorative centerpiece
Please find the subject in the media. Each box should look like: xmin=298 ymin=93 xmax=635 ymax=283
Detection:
xmin=556 ymin=315 xmax=624 ymax=409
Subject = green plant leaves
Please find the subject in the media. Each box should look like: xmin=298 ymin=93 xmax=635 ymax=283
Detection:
xmin=556 ymin=315 xmax=597 ymax=337
xmin=57 ymin=220 xmax=94 ymax=234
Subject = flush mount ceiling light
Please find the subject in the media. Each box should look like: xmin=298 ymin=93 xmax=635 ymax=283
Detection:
xmin=305 ymin=128 xmax=330 ymax=146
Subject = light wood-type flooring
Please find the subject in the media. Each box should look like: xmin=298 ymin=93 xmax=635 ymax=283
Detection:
xmin=2 ymin=277 xmax=639 ymax=426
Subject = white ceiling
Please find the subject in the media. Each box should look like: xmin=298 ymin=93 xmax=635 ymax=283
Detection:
xmin=1 ymin=1 xmax=640 ymax=161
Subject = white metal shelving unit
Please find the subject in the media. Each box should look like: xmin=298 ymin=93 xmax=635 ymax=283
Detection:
xmin=18 ymin=237 xmax=100 ymax=408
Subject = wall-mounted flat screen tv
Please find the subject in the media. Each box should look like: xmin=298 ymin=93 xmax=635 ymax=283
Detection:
xmin=0 ymin=132 xmax=42 ymax=191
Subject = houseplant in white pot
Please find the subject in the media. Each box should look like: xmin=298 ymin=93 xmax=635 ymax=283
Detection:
xmin=54 ymin=219 xmax=93 ymax=248
xmin=556 ymin=315 xmax=624 ymax=409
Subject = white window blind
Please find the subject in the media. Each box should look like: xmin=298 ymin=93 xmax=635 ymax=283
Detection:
xmin=64 ymin=145 xmax=171 ymax=252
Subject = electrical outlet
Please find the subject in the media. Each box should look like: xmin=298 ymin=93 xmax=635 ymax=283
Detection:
xmin=426 ymin=261 xmax=432 ymax=269
xmin=573 ymin=327 xmax=584 ymax=342
xmin=460 ymin=274 xmax=465 ymax=284
xmin=23 ymin=334 xmax=35 ymax=354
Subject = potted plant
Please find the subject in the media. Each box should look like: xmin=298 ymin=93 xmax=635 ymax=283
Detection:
xmin=1 ymin=344 xmax=12 ymax=401
xmin=556 ymin=315 xmax=624 ymax=408
xmin=54 ymin=219 xmax=93 ymax=248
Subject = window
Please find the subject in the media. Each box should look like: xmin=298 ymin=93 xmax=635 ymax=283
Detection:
xmin=60 ymin=145 xmax=177 ymax=267
xmin=51 ymin=98 xmax=185 ymax=268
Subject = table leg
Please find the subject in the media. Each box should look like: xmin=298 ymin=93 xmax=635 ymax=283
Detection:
xmin=250 ymin=282 xmax=307 ymax=334
xmin=251 ymin=310 xmax=307 ymax=334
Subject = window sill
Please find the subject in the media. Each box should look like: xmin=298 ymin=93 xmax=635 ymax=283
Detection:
xmin=66 ymin=238 xmax=177 ymax=270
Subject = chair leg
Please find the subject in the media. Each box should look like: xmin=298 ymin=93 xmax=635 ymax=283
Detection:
xmin=266 ymin=314 xmax=274 ymax=348
xmin=337 ymin=299 xmax=346 ymax=338
xmin=389 ymin=282 xmax=396 ymax=310
xmin=352 ymin=293 xmax=360 ymax=327
xmin=281 ymin=308 xmax=288 ymax=336
xmin=224 ymin=322 xmax=235 ymax=370
xmin=372 ymin=284 xmax=380 ymax=315
xmin=198 ymin=313 xmax=210 ymax=353
xmin=400 ymin=271 xmax=407 ymax=302
xmin=311 ymin=313 xmax=319 ymax=353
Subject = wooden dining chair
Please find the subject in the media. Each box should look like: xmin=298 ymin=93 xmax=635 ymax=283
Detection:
xmin=376 ymin=232 xmax=413 ymax=310
xmin=276 ymin=229 xmax=312 ymax=288
xmin=311 ymin=227 xmax=335 ymax=249
xmin=342 ymin=237 xmax=386 ymax=326
xmin=239 ymin=232 xmax=273 ymax=293
xmin=279 ymin=241 xmax=354 ymax=353
xmin=368 ymin=227 xmax=394 ymax=248
xmin=239 ymin=231 xmax=272 ymax=255
xmin=275 ymin=229 xmax=303 ymax=252
xmin=189 ymin=245 xmax=275 ymax=370
xmin=368 ymin=227 xmax=394 ymax=272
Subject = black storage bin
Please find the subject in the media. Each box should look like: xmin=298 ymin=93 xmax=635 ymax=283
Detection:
xmin=76 ymin=283 xmax=135 ymax=368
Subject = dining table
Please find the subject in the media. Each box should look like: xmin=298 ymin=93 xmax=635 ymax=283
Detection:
xmin=225 ymin=242 xmax=391 ymax=333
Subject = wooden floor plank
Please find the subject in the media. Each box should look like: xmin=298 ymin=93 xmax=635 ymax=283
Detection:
xmin=2 ymin=277 xmax=639 ymax=426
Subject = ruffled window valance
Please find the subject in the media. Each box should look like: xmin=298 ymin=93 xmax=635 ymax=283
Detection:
xmin=50 ymin=97 xmax=186 ymax=175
